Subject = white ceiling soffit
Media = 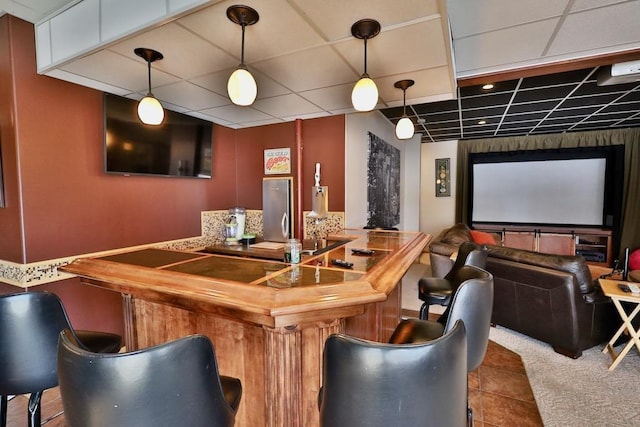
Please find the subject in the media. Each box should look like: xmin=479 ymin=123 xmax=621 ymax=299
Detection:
xmin=29 ymin=0 xmax=455 ymax=128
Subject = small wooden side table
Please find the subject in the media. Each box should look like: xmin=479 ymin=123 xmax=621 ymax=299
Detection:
xmin=600 ymin=278 xmax=640 ymax=370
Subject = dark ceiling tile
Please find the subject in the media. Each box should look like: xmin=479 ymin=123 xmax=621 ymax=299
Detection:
xmin=378 ymin=65 xmax=640 ymax=143
xmin=462 ymin=105 xmax=507 ymax=119
xmin=502 ymin=111 xmax=548 ymax=122
xmin=548 ymin=105 xmax=600 ymax=118
xmin=559 ymin=93 xmax=621 ymax=108
xmin=460 ymin=92 xmax=513 ymax=109
xmin=599 ymin=101 xmax=640 ymax=113
xmin=519 ymin=68 xmax=594 ymax=89
xmin=507 ymin=100 xmax=558 ymax=114
xmin=513 ymin=86 xmax=575 ymax=103
xmin=412 ymin=99 xmax=458 ymax=115
xmin=498 ymin=120 xmax=541 ymax=130
xmin=459 ymin=80 xmax=519 ymax=97
xmin=573 ymin=80 xmax=636 ymax=96
xmin=425 ymin=121 xmax=460 ymax=132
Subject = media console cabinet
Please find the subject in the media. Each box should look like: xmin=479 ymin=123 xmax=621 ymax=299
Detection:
xmin=473 ymin=223 xmax=613 ymax=267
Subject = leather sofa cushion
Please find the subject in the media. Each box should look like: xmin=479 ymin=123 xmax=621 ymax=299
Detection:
xmin=440 ymin=223 xmax=472 ymax=246
xmin=486 ymin=245 xmax=594 ymax=294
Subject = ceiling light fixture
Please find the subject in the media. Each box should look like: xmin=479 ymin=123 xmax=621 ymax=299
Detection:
xmin=351 ymin=18 xmax=381 ymax=112
xmin=134 ymin=48 xmax=164 ymax=125
xmin=227 ymin=5 xmax=259 ymax=106
xmin=482 ymin=83 xmax=494 ymax=90
xmin=394 ymin=79 xmax=415 ymax=140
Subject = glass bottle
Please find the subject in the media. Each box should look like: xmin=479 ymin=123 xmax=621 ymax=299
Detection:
xmin=284 ymin=238 xmax=302 ymax=264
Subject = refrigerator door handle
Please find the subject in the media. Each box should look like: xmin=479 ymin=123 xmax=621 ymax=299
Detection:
xmin=281 ymin=212 xmax=289 ymax=239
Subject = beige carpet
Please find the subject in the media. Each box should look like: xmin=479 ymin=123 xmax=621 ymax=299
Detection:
xmin=489 ymin=326 xmax=640 ymax=427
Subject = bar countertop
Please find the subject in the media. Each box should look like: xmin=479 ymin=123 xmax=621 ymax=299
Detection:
xmin=62 ymin=229 xmax=430 ymax=328
xmin=62 ymin=228 xmax=431 ymax=427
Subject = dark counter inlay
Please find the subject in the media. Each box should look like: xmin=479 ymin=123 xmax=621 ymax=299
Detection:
xmin=165 ymin=256 xmax=288 ymax=284
xmin=98 ymin=249 xmax=206 ymax=268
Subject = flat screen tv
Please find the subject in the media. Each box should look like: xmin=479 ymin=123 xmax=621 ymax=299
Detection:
xmin=104 ymin=94 xmax=213 ymax=178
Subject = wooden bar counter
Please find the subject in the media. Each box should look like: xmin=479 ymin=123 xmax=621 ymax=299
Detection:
xmin=62 ymin=229 xmax=430 ymax=427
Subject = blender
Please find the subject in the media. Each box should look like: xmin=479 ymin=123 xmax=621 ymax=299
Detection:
xmin=229 ymin=207 xmax=246 ymax=240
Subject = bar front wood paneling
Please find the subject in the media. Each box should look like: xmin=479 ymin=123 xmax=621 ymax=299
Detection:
xmin=62 ymin=229 xmax=430 ymax=427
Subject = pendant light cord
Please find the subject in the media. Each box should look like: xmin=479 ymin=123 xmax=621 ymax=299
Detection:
xmin=403 ymin=88 xmax=407 ymax=116
xmin=240 ymin=22 xmax=246 ymax=66
xmin=146 ymin=59 xmax=152 ymax=96
xmin=362 ymin=37 xmax=369 ymax=77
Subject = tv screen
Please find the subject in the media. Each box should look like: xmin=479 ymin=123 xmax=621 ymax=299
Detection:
xmin=104 ymin=94 xmax=213 ymax=178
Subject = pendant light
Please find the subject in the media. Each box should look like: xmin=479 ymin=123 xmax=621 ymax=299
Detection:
xmin=227 ymin=5 xmax=259 ymax=106
xmin=351 ymin=19 xmax=381 ymax=112
xmin=134 ymin=48 xmax=164 ymax=125
xmin=394 ymin=79 xmax=415 ymax=140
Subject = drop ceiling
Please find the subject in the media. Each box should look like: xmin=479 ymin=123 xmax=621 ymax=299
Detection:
xmin=2 ymin=0 xmax=640 ymax=138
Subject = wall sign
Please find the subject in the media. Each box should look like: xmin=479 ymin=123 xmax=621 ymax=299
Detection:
xmin=264 ymin=148 xmax=291 ymax=175
xmin=435 ymin=157 xmax=450 ymax=197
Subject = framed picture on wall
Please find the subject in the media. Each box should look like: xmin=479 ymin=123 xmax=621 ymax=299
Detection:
xmin=435 ymin=158 xmax=450 ymax=197
xmin=264 ymin=148 xmax=291 ymax=175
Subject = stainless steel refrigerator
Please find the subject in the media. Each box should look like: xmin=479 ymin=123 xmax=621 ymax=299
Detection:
xmin=262 ymin=178 xmax=292 ymax=242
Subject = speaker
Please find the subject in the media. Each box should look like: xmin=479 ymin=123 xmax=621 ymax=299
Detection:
xmin=623 ymin=247 xmax=630 ymax=281
xmin=605 ymin=214 xmax=614 ymax=227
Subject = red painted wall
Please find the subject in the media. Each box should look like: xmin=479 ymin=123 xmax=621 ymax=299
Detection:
xmin=301 ymin=116 xmax=345 ymax=211
xmin=0 ymin=16 xmax=346 ymax=335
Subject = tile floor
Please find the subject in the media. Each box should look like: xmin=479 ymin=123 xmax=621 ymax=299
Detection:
xmin=5 ymin=321 xmax=543 ymax=427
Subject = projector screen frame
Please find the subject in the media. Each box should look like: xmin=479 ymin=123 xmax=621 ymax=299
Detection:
xmin=467 ymin=145 xmax=624 ymax=248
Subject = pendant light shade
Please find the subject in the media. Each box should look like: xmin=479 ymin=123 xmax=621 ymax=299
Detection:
xmin=137 ymin=96 xmax=164 ymax=125
xmin=394 ymin=79 xmax=415 ymax=140
xmin=134 ymin=48 xmax=164 ymax=125
xmin=227 ymin=66 xmax=257 ymax=106
xmin=227 ymin=5 xmax=259 ymax=106
xmin=351 ymin=19 xmax=381 ymax=112
xmin=352 ymin=76 xmax=378 ymax=112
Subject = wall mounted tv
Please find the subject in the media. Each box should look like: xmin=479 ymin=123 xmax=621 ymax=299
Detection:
xmin=104 ymin=94 xmax=213 ymax=178
xmin=468 ymin=145 xmax=624 ymax=228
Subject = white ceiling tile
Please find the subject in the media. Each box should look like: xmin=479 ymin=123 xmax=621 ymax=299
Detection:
xmin=281 ymin=111 xmax=333 ymax=122
xmin=200 ymin=104 xmax=274 ymax=123
xmin=453 ymin=19 xmax=561 ymax=75
xmin=571 ymin=0 xmax=629 ymax=12
xmin=190 ymin=68 xmax=292 ymax=100
xmin=152 ymin=81 xmax=230 ymax=110
xmin=447 ymin=0 xmax=569 ymax=38
xmin=108 ymin=23 xmax=238 ymax=79
xmin=252 ymin=93 xmax=322 ymax=118
xmin=60 ymin=50 xmax=180 ymax=92
xmin=334 ymin=21 xmax=449 ymax=80
xmin=298 ymin=84 xmax=353 ymax=111
xmin=376 ymin=67 xmax=454 ymax=105
xmin=177 ymin=0 xmax=325 ymax=63
xmin=547 ymin=2 xmax=640 ymax=56
xmin=27 ymin=0 xmax=640 ymax=129
xmin=290 ymin=0 xmax=441 ymax=41
xmin=237 ymin=118 xmax=285 ymax=127
xmin=254 ymin=46 xmax=357 ymax=92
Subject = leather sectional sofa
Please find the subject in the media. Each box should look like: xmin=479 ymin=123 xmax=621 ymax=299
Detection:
xmin=428 ymin=223 xmax=617 ymax=358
